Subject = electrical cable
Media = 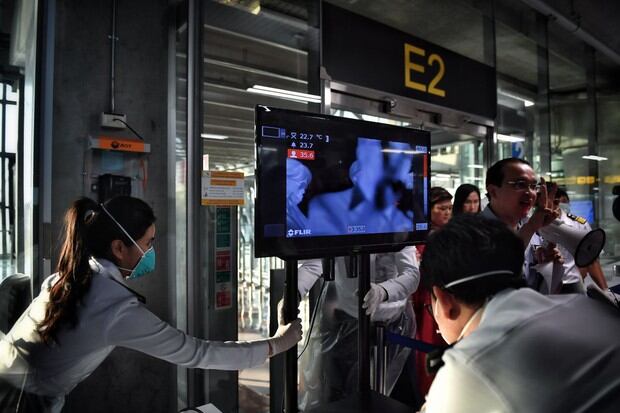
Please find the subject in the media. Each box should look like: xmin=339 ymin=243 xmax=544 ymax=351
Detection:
xmin=113 ymin=118 xmax=145 ymax=140
xmin=297 ymin=279 xmax=326 ymax=360
xmin=279 ymin=278 xmax=327 ymax=412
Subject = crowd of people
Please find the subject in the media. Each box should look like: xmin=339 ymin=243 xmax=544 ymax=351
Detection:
xmin=1 ymin=157 xmax=619 ymax=413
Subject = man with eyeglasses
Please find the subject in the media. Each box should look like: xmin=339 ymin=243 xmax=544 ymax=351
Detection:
xmin=419 ymin=214 xmax=620 ymax=413
xmin=481 ymin=158 xmax=563 ymax=294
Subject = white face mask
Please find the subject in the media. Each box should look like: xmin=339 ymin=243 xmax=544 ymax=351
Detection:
xmin=433 ymin=270 xmax=512 ymax=343
xmin=434 ymin=297 xmax=487 ymax=344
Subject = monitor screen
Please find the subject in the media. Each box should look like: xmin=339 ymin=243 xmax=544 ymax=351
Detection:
xmin=255 ymin=106 xmax=431 ymax=259
xmin=569 ymin=200 xmax=594 ymax=224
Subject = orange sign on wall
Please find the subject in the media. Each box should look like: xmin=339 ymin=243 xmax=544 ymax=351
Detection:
xmin=89 ymin=136 xmax=151 ymax=153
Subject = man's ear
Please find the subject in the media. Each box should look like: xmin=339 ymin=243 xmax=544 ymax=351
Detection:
xmin=486 ymin=184 xmax=498 ymax=201
xmin=432 ymin=286 xmax=461 ymax=320
xmin=110 ymin=239 xmax=125 ymax=262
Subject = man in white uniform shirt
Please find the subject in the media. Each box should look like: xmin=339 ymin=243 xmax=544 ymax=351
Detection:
xmin=552 ymin=187 xmax=608 ymax=293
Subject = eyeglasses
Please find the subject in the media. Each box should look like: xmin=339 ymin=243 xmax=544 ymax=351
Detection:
xmin=504 ymin=180 xmax=540 ymax=191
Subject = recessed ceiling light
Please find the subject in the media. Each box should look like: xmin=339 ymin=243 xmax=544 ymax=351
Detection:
xmin=582 ymin=155 xmax=607 ymax=161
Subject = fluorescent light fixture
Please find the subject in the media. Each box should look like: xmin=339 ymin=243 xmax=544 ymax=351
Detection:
xmin=495 ymin=133 xmax=526 ymax=143
xmin=498 ymin=89 xmax=535 ymax=107
xmin=247 ymin=85 xmax=322 ymax=104
xmin=582 ymin=155 xmax=608 ymax=161
xmin=433 ymin=173 xmax=452 ymax=179
xmin=468 ymin=164 xmax=484 ymax=169
xmin=201 ymin=133 xmax=228 ymax=140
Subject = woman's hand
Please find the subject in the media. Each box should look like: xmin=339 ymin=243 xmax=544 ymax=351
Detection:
xmin=268 ymin=318 xmax=303 ymax=356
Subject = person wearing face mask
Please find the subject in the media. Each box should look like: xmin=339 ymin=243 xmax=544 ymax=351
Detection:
xmin=550 ymin=186 xmax=608 ymax=293
xmin=0 ymin=196 xmax=302 ymax=413
xmin=419 ymin=214 xmax=620 ymax=413
xmin=286 ymin=158 xmax=312 ymax=232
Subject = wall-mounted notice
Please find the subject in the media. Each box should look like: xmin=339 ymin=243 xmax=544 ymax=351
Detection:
xmin=202 ymin=171 xmax=244 ymax=206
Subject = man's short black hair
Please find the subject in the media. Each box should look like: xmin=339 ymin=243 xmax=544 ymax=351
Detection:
xmin=485 ymin=158 xmax=532 ymax=192
xmin=421 ymin=214 xmax=526 ymax=306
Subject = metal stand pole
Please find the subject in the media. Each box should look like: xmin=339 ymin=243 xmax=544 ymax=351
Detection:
xmin=358 ymin=253 xmax=371 ymax=397
xmin=284 ymin=260 xmax=298 ymax=413
xmin=374 ymin=323 xmax=386 ymax=395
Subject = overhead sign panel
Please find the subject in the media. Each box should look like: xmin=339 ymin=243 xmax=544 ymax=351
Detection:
xmin=322 ymin=3 xmax=497 ymax=119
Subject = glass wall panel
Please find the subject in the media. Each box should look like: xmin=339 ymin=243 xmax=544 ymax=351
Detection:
xmin=173 ymin=3 xmax=189 ymax=405
xmin=597 ymin=96 xmax=620 ymax=270
xmin=200 ymin=2 xmax=313 ymax=411
xmin=493 ymin=10 xmax=537 ymax=168
xmin=0 ymin=82 xmax=19 ymax=277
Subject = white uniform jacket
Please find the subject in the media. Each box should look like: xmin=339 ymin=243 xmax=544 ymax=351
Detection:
xmin=297 ymin=246 xmax=419 ymax=322
xmin=0 ymin=258 xmax=268 ymax=399
xmin=424 ymin=288 xmax=620 ymax=413
xmin=557 ymin=210 xmax=591 ymax=284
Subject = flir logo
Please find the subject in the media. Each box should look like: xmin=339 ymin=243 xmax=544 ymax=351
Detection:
xmin=348 ymin=225 xmax=366 ymax=234
xmin=287 ymin=229 xmax=312 ymax=237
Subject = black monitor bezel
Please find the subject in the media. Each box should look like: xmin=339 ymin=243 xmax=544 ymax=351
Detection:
xmin=254 ymin=105 xmax=430 ymax=260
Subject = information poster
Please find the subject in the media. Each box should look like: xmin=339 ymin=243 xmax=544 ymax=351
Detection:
xmin=202 ymin=171 xmax=244 ymax=206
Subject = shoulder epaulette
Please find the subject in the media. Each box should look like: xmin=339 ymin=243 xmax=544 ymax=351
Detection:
xmin=567 ymin=213 xmax=587 ymax=225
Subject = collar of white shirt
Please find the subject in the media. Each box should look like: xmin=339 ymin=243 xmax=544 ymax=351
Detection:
xmin=89 ymin=257 xmax=126 ymax=285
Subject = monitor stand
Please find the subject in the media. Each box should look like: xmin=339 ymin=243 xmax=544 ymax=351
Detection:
xmin=282 ymin=254 xmax=411 ymax=413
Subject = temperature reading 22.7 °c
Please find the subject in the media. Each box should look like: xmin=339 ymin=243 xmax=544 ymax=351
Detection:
xmin=287 ymin=132 xmax=330 ymax=143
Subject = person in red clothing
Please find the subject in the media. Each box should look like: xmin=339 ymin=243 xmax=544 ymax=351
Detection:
xmin=412 ymin=187 xmax=453 ymax=399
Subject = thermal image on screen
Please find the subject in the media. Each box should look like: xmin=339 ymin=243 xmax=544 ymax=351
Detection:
xmin=285 ymin=137 xmax=426 ymax=237
xmin=255 ymin=106 xmax=430 ymax=258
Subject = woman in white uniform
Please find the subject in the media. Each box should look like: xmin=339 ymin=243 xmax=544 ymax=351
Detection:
xmin=0 ymin=196 xmax=302 ymax=413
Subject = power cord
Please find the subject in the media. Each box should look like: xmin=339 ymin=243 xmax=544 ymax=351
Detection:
xmin=113 ymin=118 xmax=145 ymax=140
xmin=297 ymin=279 xmax=326 ymax=360
xmin=280 ymin=279 xmax=326 ymax=412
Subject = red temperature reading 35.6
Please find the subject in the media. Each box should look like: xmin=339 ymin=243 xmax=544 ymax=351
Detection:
xmin=287 ymin=148 xmax=315 ymax=160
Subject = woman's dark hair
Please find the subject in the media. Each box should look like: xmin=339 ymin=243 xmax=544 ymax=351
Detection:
xmin=429 ymin=186 xmax=452 ymax=208
xmin=453 ymin=184 xmax=481 ymax=215
xmin=38 ymin=196 xmax=156 ymax=344
xmin=421 ymin=214 xmax=526 ymax=306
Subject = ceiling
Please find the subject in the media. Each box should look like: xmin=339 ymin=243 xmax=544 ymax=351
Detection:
xmin=1 ymin=0 xmax=617 ymax=169
xmin=187 ymin=0 xmax=620 ymax=170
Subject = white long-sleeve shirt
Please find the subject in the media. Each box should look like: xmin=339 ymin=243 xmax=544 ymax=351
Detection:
xmin=423 ymin=288 xmax=620 ymax=413
xmin=297 ymin=246 xmax=419 ymax=321
xmin=0 ymin=258 xmax=268 ymax=400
